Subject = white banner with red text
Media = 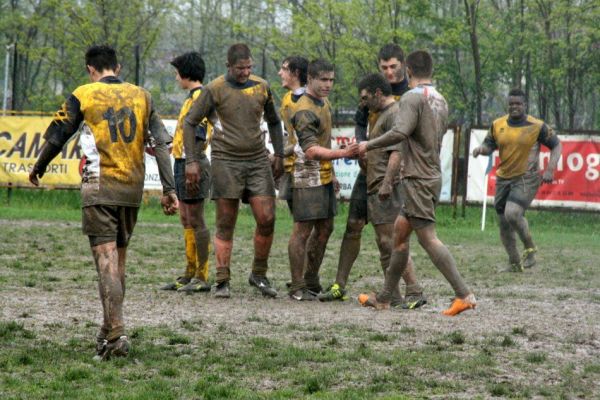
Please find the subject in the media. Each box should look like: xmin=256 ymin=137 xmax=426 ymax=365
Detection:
xmin=467 ymin=129 xmax=600 ymax=210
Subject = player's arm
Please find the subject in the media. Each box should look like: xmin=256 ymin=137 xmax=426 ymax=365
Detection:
xmin=183 ymin=89 xmax=214 ymax=191
xmin=354 ymin=104 xmax=369 ymax=143
xmin=30 ymin=95 xmax=83 ymax=186
xmin=183 ymin=89 xmax=213 ymax=164
xmin=472 ymin=127 xmax=497 ymax=157
xmin=538 ymin=124 xmax=562 ymax=183
xmin=361 ymin=99 xmax=418 ymax=155
xmin=379 ymin=149 xmax=401 ymax=201
xmin=146 ymin=100 xmax=178 ymax=214
xmin=264 ymin=87 xmax=285 ymax=178
xmin=293 ymin=110 xmax=358 ymax=161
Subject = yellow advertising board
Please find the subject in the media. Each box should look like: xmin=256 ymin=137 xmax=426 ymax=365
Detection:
xmin=0 ymin=116 xmax=82 ymax=187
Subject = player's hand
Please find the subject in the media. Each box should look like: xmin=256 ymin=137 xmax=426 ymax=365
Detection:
xmin=345 ymin=143 xmax=359 ymax=158
xmin=185 ymin=161 xmax=201 ymax=195
xmin=472 ymin=146 xmax=483 ymax=157
xmin=378 ymin=181 xmax=392 ymax=201
xmin=161 ymin=192 xmax=179 ymax=215
xmin=541 ymin=170 xmax=554 ymax=184
xmin=272 ymin=155 xmax=284 ymax=180
xmin=332 ymin=176 xmax=341 ymax=194
xmin=28 ymin=165 xmax=44 ymax=187
xmin=358 ymin=142 xmax=368 ymax=158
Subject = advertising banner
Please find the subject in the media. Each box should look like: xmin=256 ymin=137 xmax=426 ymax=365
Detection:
xmin=0 ymin=115 xmax=82 ymax=187
xmin=468 ymin=129 xmax=600 ymax=210
xmin=2 ymin=116 xmax=458 ymax=202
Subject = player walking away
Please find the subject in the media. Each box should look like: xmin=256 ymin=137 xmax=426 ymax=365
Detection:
xmin=161 ymin=52 xmax=212 ymax=293
xmin=319 ymin=44 xmax=426 ymax=308
xmin=29 ymin=45 xmax=178 ymax=359
xmin=183 ymin=43 xmax=284 ymax=298
xmin=287 ymin=59 xmax=359 ymax=300
xmin=278 ymin=55 xmax=308 ymax=212
xmin=472 ymin=88 xmax=561 ymax=272
xmin=357 ymin=50 xmax=476 ymax=316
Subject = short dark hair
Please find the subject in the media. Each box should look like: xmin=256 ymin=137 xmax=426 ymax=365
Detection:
xmin=307 ymin=58 xmax=334 ymax=79
xmin=227 ymin=43 xmax=252 ymax=65
xmin=406 ymin=50 xmax=432 ymax=78
xmin=508 ymin=88 xmax=526 ymax=99
xmin=358 ymin=73 xmax=392 ymax=96
xmin=170 ymin=52 xmax=206 ymax=82
xmin=378 ymin=43 xmax=405 ymax=63
xmin=283 ymin=55 xmax=309 ymax=86
xmin=85 ymin=45 xmax=118 ymax=72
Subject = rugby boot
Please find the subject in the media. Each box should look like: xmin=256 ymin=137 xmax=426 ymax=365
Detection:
xmin=522 ymin=247 xmax=537 ymax=269
xmin=442 ymin=293 xmax=477 ymax=316
xmin=161 ymin=276 xmax=190 ymax=291
xmin=503 ymin=262 xmax=524 ymax=273
xmin=214 ymin=281 xmax=230 ymax=298
xmin=390 ymin=294 xmax=406 ymax=309
xmin=317 ymin=283 xmax=348 ymax=302
xmin=403 ymin=293 xmax=428 ymax=309
xmin=357 ymin=292 xmax=390 ymax=310
xmin=248 ymin=273 xmax=277 ymax=298
xmin=289 ymin=288 xmax=317 ymax=301
xmin=94 ymin=335 xmax=130 ymax=361
xmin=178 ymin=277 xmax=211 ymax=293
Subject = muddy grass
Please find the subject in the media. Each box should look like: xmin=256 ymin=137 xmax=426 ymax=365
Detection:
xmin=1 ymin=208 xmax=599 ymax=399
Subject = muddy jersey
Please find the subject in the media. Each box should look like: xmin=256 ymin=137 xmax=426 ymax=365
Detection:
xmin=366 ymin=102 xmax=400 ymax=194
xmin=483 ymin=115 xmax=559 ymax=179
xmin=354 ymin=79 xmax=409 ymax=142
xmin=43 ymin=76 xmax=157 ymax=207
xmin=183 ymin=74 xmax=280 ymax=161
xmin=280 ymin=88 xmax=305 ymax=173
xmin=367 ymin=84 xmax=448 ymax=180
xmin=172 ymin=86 xmax=212 ymax=159
xmin=291 ymin=94 xmax=333 ymax=188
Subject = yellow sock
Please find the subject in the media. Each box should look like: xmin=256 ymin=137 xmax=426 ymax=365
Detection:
xmin=195 ymin=242 xmax=211 ymax=281
xmin=184 ymin=228 xmax=196 ymax=279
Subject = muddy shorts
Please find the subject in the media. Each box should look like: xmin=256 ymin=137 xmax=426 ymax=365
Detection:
xmin=175 ymin=157 xmax=211 ymax=203
xmin=494 ymin=172 xmax=541 ymax=214
xmin=278 ymin=171 xmax=294 ymax=212
xmin=211 ymin=156 xmax=275 ymax=200
xmin=367 ymin=183 xmax=403 ymax=225
xmin=292 ymin=182 xmax=337 ymax=222
xmin=82 ymin=205 xmax=139 ymax=247
xmin=400 ymin=177 xmax=441 ymax=229
xmin=348 ymin=171 xmax=368 ymax=221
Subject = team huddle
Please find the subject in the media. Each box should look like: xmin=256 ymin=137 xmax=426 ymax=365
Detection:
xmin=28 ymin=43 xmax=561 ymax=361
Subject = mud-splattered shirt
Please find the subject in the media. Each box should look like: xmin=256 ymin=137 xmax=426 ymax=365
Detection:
xmin=366 ymin=102 xmax=400 ymax=194
xmin=280 ymin=88 xmax=305 ymax=173
xmin=483 ymin=115 xmax=559 ymax=179
xmin=183 ymin=74 xmax=280 ymax=161
xmin=366 ymin=84 xmax=448 ymax=180
xmin=43 ymin=76 xmax=170 ymax=207
xmin=291 ymin=93 xmax=333 ymax=188
xmin=172 ymin=86 xmax=212 ymax=159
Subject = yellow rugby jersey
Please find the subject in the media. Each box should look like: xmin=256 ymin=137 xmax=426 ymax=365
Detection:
xmin=280 ymin=89 xmax=304 ymax=172
xmin=44 ymin=76 xmax=153 ymax=207
xmin=172 ymin=86 xmax=212 ymax=159
xmin=291 ymin=94 xmax=333 ymax=188
xmin=485 ymin=115 xmax=559 ymax=179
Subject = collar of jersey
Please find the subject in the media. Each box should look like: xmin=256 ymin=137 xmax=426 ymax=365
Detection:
xmin=188 ymin=85 xmax=203 ymax=97
xmin=99 ymin=76 xmax=122 ymax=84
xmin=391 ymin=79 xmax=409 ymax=96
xmin=225 ymin=73 xmax=259 ymax=89
xmin=507 ymin=115 xmax=532 ymax=127
xmin=304 ymin=92 xmax=325 ymax=107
